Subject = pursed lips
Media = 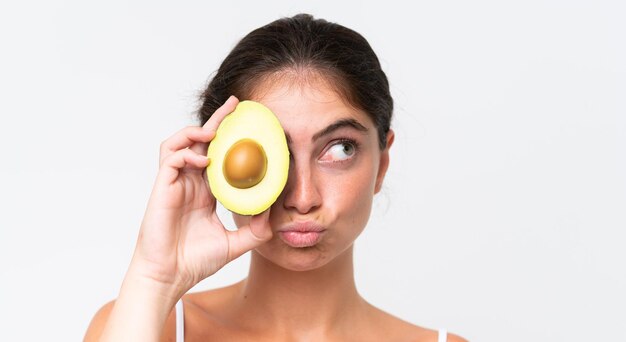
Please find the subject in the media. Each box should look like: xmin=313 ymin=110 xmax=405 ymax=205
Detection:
xmin=277 ymin=221 xmax=326 ymax=247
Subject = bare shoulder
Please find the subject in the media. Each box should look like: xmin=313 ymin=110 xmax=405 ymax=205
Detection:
xmin=431 ymin=330 xmax=469 ymax=342
xmin=163 ymin=282 xmax=245 ymax=340
xmin=83 ymin=300 xmax=183 ymax=342
xmin=83 ymin=300 xmax=115 ymax=341
xmin=364 ymin=303 xmax=469 ymax=342
xmin=445 ymin=333 xmax=469 ymax=342
xmin=83 ymin=298 xmax=180 ymax=342
xmin=159 ymin=286 xmax=238 ymax=342
xmin=84 ymin=282 xmax=243 ymax=341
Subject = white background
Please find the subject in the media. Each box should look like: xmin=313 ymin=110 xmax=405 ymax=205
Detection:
xmin=1 ymin=1 xmax=625 ymax=341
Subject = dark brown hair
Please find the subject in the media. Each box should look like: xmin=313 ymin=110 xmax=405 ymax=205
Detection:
xmin=197 ymin=13 xmax=393 ymax=149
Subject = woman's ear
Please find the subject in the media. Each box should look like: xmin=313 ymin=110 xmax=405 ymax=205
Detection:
xmin=374 ymin=129 xmax=395 ymax=194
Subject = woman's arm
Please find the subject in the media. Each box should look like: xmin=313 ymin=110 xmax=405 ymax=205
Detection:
xmin=84 ymin=96 xmax=273 ymax=341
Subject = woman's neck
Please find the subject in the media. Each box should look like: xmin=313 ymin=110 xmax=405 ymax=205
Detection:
xmin=231 ymin=245 xmax=367 ymax=336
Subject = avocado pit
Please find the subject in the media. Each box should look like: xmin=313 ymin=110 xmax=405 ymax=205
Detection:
xmin=222 ymin=138 xmax=267 ymax=189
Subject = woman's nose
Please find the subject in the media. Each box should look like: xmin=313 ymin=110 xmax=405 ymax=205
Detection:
xmin=281 ymin=161 xmax=322 ymax=214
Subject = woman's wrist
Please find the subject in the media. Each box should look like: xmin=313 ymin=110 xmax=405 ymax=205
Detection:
xmin=121 ymin=270 xmax=185 ymax=305
xmin=125 ymin=258 xmax=189 ymax=300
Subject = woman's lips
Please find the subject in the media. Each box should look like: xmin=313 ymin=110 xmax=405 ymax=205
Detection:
xmin=277 ymin=221 xmax=326 ymax=248
xmin=278 ymin=230 xmax=326 ymax=248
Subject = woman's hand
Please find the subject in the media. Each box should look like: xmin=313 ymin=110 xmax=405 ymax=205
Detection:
xmin=94 ymin=96 xmax=273 ymax=342
xmin=93 ymin=96 xmax=274 ymax=342
xmin=128 ymin=95 xmax=273 ymax=298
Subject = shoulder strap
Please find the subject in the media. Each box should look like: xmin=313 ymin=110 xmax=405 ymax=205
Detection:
xmin=175 ymin=299 xmax=185 ymax=342
xmin=438 ymin=329 xmax=448 ymax=342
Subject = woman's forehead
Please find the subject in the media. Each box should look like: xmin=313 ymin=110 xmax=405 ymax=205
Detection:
xmin=251 ymin=78 xmax=372 ymax=138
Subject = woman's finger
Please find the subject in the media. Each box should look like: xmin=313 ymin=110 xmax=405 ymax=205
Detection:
xmin=225 ymin=209 xmax=272 ymax=262
xmin=156 ymin=148 xmax=210 ymax=185
xmin=189 ymin=95 xmax=240 ymax=156
xmin=158 ymin=95 xmax=238 ymax=165
xmin=159 ymin=127 xmax=216 ymax=166
xmin=203 ymin=95 xmax=239 ymax=132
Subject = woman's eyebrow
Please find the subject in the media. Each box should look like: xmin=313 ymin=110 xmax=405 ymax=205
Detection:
xmin=312 ymin=118 xmax=369 ymax=141
xmin=285 ymin=118 xmax=368 ymax=144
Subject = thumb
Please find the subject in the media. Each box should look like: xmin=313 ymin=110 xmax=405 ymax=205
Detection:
xmin=225 ymin=209 xmax=273 ymax=262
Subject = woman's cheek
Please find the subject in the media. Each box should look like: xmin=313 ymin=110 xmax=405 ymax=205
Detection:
xmin=333 ymin=168 xmax=375 ymax=217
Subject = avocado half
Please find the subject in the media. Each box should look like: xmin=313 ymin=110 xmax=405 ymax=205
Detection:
xmin=206 ymin=100 xmax=290 ymax=215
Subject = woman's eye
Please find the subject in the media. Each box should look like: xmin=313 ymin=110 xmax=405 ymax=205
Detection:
xmin=320 ymin=140 xmax=357 ymax=162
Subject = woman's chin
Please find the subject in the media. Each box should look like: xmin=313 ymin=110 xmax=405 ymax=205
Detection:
xmin=254 ymin=243 xmax=333 ymax=272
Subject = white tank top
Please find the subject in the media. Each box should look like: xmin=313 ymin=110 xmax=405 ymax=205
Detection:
xmin=175 ymin=299 xmax=448 ymax=342
xmin=175 ymin=298 xmax=185 ymax=342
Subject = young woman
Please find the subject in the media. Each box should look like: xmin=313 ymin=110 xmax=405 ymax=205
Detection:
xmin=85 ymin=14 xmax=467 ymax=342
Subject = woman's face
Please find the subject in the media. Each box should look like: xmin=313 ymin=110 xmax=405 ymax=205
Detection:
xmin=233 ymin=75 xmax=394 ymax=271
